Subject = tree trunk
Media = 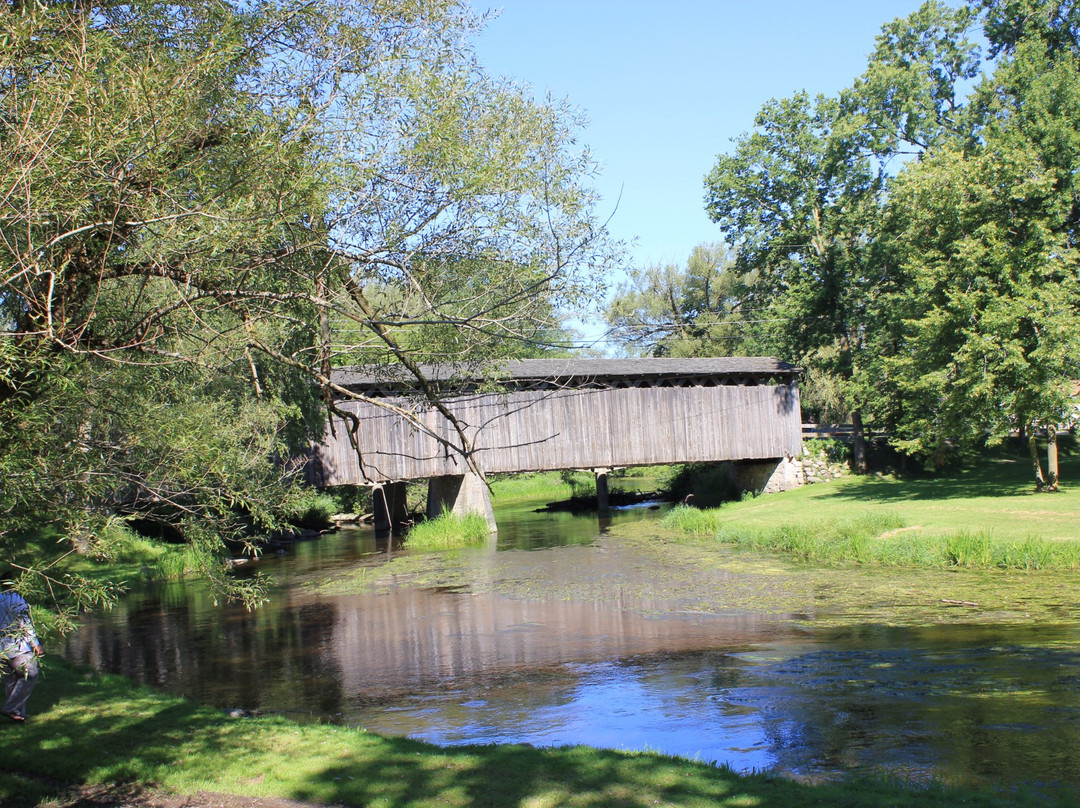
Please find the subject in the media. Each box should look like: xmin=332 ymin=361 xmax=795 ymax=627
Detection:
xmin=1029 ymin=432 xmax=1048 ymax=491
xmin=1046 ymin=429 xmax=1060 ymax=491
xmin=851 ymin=409 xmax=868 ymax=474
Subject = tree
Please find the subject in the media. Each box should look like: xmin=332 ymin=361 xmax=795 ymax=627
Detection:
xmin=980 ymin=0 xmax=1080 ymax=57
xmin=1 ymin=0 xmax=616 ymax=617
xmin=839 ymin=0 xmax=982 ymax=160
xmin=604 ymin=243 xmax=763 ymax=358
xmin=703 ymin=92 xmax=885 ymax=469
xmin=701 ymin=0 xmax=1080 ymax=487
xmin=876 ymin=33 xmax=1080 ymax=487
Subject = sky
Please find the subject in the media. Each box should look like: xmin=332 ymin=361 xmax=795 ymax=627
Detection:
xmin=468 ymin=0 xmax=937 ymax=346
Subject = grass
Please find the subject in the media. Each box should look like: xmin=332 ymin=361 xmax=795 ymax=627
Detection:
xmin=4 ymin=659 xmax=1076 ymax=808
xmin=662 ymin=450 xmax=1080 ymax=569
xmin=489 ymin=468 xmax=674 ymax=507
xmin=403 ymin=511 xmax=492 ymax=550
xmin=489 ymin=471 xmax=597 ymax=503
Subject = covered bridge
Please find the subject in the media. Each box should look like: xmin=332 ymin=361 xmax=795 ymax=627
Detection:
xmin=307 ymin=357 xmax=803 ymax=529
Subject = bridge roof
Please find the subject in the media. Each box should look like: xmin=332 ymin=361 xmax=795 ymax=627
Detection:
xmin=332 ymin=357 xmax=799 ymax=392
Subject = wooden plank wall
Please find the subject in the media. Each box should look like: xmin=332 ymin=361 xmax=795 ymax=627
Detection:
xmin=308 ymin=382 xmax=803 ymax=486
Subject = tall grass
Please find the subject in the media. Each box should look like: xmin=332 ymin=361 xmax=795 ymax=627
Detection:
xmin=284 ymin=489 xmax=339 ymax=529
xmin=942 ymin=531 xmax=1080 ymax=570
xmin=710 ymin=512 xmax=906 ymax=565
xmin=663 ymin=505 xmax=728 ymax=535
xmin=664 ymin=504 xmax=1080 ymax=570
xmin=404 ymin=511 xmax=491 ymax=550
xmin=152 ymin=543 xmax=218 ymax=579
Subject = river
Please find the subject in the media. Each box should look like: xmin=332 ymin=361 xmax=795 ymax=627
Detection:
xmin=63 ymin=493 xmax=1080 ymax=790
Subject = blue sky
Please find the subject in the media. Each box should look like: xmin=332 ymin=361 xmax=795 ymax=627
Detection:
xmin=469 ymin=1 xmax=935 ymax=344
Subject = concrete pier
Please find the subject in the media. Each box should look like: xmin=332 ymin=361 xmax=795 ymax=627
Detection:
xmin=426 ymin=471 xmax=497 ymax=532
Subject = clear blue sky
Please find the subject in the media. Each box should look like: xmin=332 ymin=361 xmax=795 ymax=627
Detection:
xmin=469 ymin=0 xmax=934 ymax=344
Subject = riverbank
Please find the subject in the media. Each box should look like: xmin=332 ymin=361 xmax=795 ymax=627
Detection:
xmin=664 ymin=451 xmax=1080 ymax=569
xmin=21 ymin=454 xmax=1080 ymax=806
xmin=5 ymin=659 xmax=1076 ymax=808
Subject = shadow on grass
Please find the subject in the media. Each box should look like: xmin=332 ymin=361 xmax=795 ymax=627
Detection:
xmin=819 ymin=450 xmax=1080 ymax=503
xmin=3 ymin=661 xmax=1077 ymax=808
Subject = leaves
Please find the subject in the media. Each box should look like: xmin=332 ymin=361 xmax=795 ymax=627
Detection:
xmin=0 ymin=0 xmax=616 ymax=619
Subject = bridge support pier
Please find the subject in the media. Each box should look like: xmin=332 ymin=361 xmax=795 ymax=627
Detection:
xmin=730 ymin=457 xmax=802 ymax=496
xmin=595 ymin=469 xmax=610 ymax=513
xmin=373 ymin=482 xmax=410 ymax=535
xmin=426 ymin=471 xmax=497 ymax=532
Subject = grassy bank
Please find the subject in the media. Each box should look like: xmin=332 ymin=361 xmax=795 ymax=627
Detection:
xmin=489 ymin=471 xmax=597 ymax=503
xmin=6 ymin=660 xmax=1076 ymax=808
xmin=488 ymin=468 xmax=673 ymax=505
xmin=664 ymin=452 xmax=1080 ymax=569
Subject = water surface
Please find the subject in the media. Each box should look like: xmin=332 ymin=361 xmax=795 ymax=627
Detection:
xmin=63 ymin=497 xmax=1080 ymax=789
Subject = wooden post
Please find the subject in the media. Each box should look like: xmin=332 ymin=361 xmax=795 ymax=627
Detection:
xmin=373 ymin=481 xmax=409 ymax=535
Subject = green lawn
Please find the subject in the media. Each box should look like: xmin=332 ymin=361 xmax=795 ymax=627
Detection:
xmin=5 ymin=661 xmax=1075 ymax=808
xmin=664 ymin=451 xmax=1080 ymax=569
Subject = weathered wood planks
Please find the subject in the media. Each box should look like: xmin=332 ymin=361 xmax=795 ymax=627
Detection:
xmin=308 ymin=359 xmax=802 ymax=485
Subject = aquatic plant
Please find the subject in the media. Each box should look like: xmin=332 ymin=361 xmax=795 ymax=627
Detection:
xmin=404 ymin=511 xmax=491 ymax=550
xmin=662 ymin=504 xmax=727 ymax=535
xmin=710 ymin=513 xmax=905 ymax=564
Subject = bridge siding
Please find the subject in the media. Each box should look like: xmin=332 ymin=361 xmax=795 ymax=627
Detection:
xmin=310 ymin=382 xmax=802 ymax=486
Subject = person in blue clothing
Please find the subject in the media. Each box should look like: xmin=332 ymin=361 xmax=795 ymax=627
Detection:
xmin=0 ymin=575 xmax=43 ymax=723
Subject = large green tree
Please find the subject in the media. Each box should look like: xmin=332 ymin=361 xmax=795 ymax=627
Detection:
xmin=703 ymin=92 xmax=884 ymax=468
xmin=700 ymin=0 xmax=1080 ymax=486
xmin=1 ymin=0 xmax=615 ymax=617
xmin=875 ymin=26 xmax=1080 ymax=487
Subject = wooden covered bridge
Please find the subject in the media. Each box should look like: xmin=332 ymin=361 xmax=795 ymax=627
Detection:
xmin=307 ymin=357 xmax=803 ymax=530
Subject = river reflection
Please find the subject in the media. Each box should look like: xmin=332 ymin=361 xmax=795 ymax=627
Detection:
xmin=63 ymin=503 xmax=1080 ymax=789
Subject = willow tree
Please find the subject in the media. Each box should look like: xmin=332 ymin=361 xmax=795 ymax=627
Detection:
xmin=0 ymin=0 xmax=615 ymax=617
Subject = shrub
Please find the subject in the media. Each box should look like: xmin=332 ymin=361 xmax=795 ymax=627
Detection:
xmin=284 ymin=490 xmax=338 ymax=529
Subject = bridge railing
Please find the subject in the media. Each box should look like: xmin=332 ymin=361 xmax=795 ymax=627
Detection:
xmin=802 ymin=423 xmax=854 ymax=439
xmin=802 ymin=423 xmax=891 ymax=441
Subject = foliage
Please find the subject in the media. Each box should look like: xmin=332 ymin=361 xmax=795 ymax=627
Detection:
xmin=872 ymin=30 xmax=1080 ymax=465
xmin=702 ymin=91 xmax=885 ymax=467
xmin=803 ymin=437 xmax=853 ymax=465
xmin=404 ymin=511 xmax=491 ymax=550
xmin=0 ymin=0 xmax=615 ymax=616
xmin=489 ymin=471 xmax=580 ymax=503
xmin=695 ymin=0 xmax=1080 ymax=484
xmin=321 ymin=485 xmax=375 ymax=517
xmin=282 ymin=490 xmax=338 ymax=530
xmin=662 ymin=462 xmax=739 ymax=508
xmin=604 ymin=243 xmax=765 ymax=357
xmin=558 ymin=469 xmax=598 ymax=499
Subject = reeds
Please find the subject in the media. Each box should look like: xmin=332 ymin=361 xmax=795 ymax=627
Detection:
xmin=404 ymin=511 xmax=491 ymax=550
